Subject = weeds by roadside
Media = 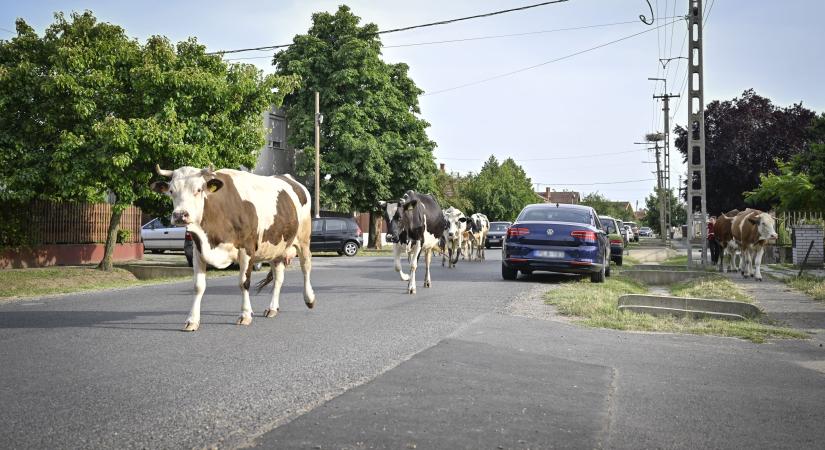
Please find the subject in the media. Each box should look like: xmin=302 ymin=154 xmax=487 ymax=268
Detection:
xmin=545 ymin=276 xmax=807 ymax=343
xmin=670 ymin=277 xmax=755 ymax=303
xmin=785 ymin=275 xmax=825 ymax=302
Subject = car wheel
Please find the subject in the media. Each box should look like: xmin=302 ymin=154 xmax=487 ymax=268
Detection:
xmin=591 ymin=263 xmax=606 ymax=283
xmin=343 ymin=241 xmax=359 ymax=257
xmin=150 ymin=249 xmax=164 ymax=254
xmin=502 ymin=263 xmax=518 ymax=280
xmin=616 ymin=256 xmax=623 ymax=266
xmin=605 ymin=261 xmax=611 ymax=277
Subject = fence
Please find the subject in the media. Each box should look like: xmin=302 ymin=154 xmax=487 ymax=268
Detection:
xmin=778 ymin=210 xmax=824 ymax=227
xmin=6 ymin=200 xmax=142 ymax=246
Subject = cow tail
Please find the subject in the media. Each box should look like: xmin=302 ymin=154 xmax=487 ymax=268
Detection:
xmin=255 ymin=270 xmax=274 ymax=294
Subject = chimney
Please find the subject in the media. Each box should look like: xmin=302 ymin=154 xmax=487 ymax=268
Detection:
xmin=439 ymin=163 xmax=446 ymax=173
xmin=545 ymin=187 xmax=551 ymax=202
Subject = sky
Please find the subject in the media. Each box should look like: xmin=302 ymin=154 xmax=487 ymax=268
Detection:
xmin=3 ymin=0 xmax=824 ymax=210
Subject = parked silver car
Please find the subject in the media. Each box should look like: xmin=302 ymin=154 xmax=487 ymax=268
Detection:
xmin=141 ymin=217 xmax=186 ymax=253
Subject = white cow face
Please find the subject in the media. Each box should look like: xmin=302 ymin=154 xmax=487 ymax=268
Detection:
xmin=749 ymin=212 xmax=778 ymax=242
xmin=443 ymin=207 xmax=467 ymax=240
xmin=150 ymin=166 xmax=223 ymax=226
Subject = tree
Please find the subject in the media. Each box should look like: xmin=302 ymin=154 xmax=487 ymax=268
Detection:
xmin=464 ymin=156 xmax=540 ymax=221
xmin=643 ymin=189 xmax=687 ymax=234
xmin=272 ymin=5 xmax=437 ymax=248
xmin=791 ymin=113 xmax=825 ymax=205
xmin=0 ymin=12 xmax=298 ymax=269
xmin=674 ymin=89 xmax=815 ymax=214
xmin=579 ymin=192 xmax=634 ymax=221
xmin=434 ymin=170 xmax=474 ymax=214
xmin=744 ymin=160 xmax=822 ymax=212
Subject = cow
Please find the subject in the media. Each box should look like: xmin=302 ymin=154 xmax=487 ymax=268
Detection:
xmin=713 ymin=209 xmax=740 ymax=273
xmin=381 ymin=191 xmax=447 ymax=294
xmin=460 ymin=219 xmax=477 ymax=261
xmin=379 ymin=200 xmax=412 ymax=282
xmin=470 ymin=213 xmax=490 ymax=261
xmin=442 ymin=206 xmax=467 ymax=268
xmin=151 ymin=165 xmax=315 ymax=331
xmin=731 ymin=208 xmax=778 ymax=281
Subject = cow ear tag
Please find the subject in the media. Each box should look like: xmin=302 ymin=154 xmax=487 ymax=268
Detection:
xmin=208 ymin=184 xmax=218 ymax=192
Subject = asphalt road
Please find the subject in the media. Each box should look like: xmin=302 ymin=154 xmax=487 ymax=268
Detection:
xmin=1 ymin=250 xmax=825 ymax=449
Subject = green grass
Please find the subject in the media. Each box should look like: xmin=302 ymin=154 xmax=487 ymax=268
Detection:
xmin=785 ymin=275 xmax=825 ymax=302
xmin=661 ymin=255 xmax=688 ymax=266
xmin=0 ymin=266 xmax=236 ymax=301
xmin=670 ymin=276 xmax=755 ymax=303
xmin=545 ymin=276 xmax=807 ymax=343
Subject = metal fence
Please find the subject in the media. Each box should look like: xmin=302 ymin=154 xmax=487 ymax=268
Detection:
xmin=25 ymin=201 xmax=142 ymax=245
xmin=779 ymin=210 xmax=824 ymax=226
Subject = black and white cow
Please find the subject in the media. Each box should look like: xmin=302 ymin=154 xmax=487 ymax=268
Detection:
xmin=151 ymin=165 xmax=315 ymax=331
xmin=470 ymin=213 xmax=490 ymax=260
xmin=380 ymin=191 xmax=447 ymax=294
xmin=442 ymin=206 xmax=467 ymax=267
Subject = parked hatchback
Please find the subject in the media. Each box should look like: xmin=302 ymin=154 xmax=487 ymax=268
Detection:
xmin=502 ymin=203 xmax=610 ymax=282
xmin=598 ymin=216 xmax=624 ymax=266
xmin=310 ymin=217 xmax=363 ymax=256
xmin=639 ymin=226 xmax=654 ymax=237
xmin=485 ymin=221 xmax=512 ymax=248
xmin=141 ymin=217 xmax=186 ymax=253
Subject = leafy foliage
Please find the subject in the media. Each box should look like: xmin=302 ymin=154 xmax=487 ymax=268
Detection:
xmin=463 ymin=156 xmax=541 ymax=221
xmin=744 ymin=160 xmax=822 ymax=211
xmin=272 ymin=5 xmax=437 ymax=212
xmin=643 ymin=189 xmax=687 ymax=234
xmin=579 ymin=192 xmax=634 ymax=221
xmin=674 ymin=89 xmax=815 ymax=214
xmin=0 ymin=12 xmax=297 ymax=266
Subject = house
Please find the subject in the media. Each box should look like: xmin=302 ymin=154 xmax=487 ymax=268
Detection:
xmin=610 ymin=201 xmax=634 ymax=215
xmin=536 ymin=187 xmax=580 ymax=204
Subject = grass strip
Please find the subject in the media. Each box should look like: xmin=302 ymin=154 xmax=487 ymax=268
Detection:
xmin=670 ymin=276 xmax=755 ymax=303
xmin=545 ymin=276 xmax=807 ymax=343
xmin=785 ymin=275 xmax=825 ymax=302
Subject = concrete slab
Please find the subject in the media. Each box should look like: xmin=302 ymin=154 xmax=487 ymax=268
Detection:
xmin=618 ymin=294 xmax=761 ymax=319
xmin=118 ymin=264 xmax=192 ymax=280
xmin=254 ymin=339 xmax=613 ymax=449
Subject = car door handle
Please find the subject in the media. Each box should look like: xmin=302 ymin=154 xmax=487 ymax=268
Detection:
xmin=164 ymin=231 xmax=169 ymax=234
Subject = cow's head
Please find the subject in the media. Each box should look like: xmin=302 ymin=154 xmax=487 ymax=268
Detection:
xmin=378 ymin=200 xmax=403 ymax=243
xmin=747 ymin=212 xmax=778 ymax=242
xmin=150 ymin=165 xmax=223 ymax=226
xmin=443 ymin=207 xmax=467 ymax=240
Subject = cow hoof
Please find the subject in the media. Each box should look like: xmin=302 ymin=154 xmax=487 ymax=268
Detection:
xmin=237 ymin=315 xmax=253 ymax=326
xmin=424 ymin=281 xmax=431 ymax=288
xmin=182 ymin=321 xmax=199 ymax=332
xmin=305 ymin=300 xmax=315 ymax=309
xmin=408 ymin=288 xmax=416 ymax=295
xmin=263 ymin=308 xmax=279 ymax=318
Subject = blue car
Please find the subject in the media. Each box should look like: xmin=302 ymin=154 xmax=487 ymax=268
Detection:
xmin=501 ymin=203 xmax=611 ymax=282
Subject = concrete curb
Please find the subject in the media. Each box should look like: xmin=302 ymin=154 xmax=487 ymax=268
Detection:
xmin=119 ymin=264 xmax=192 ymax=280
xmin=618 ymin=294 xmax=761 ymax=320
xmin=623 ymin=269 xmax=712 ymax=285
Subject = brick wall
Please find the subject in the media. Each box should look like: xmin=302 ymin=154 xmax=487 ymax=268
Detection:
xmin=792 ymin=225 xmax=824 ymax=267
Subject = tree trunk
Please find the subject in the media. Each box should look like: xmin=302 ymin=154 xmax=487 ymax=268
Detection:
xmin=97 ymin=206 xmax=124 ymax=271
xmin=368 ymin=211 xmax=382 ymax=249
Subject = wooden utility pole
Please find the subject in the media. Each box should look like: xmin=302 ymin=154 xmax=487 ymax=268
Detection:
xmin=314 ymin=91 xmax=320 ymax=218
xmin=686 ymin=0 xmax=708 ymax=267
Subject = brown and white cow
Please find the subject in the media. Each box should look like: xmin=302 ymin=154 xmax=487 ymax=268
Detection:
xmin=731 ymin=208 xmax=778 ymax=281
xmin=713 ymin=209 xmax=740 ymax=273
xmin=151 ymin=165 xmax=315 ymax=331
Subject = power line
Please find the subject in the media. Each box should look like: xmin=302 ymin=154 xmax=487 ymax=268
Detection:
xmin=208 ymin=0 xmax=571 ymax=55
xmin=424 ymin=18 xmax=681 ymax=96
xmin=532 ymin=178 xmax=656 ymax=186
xmin=704 ymin=0 xmax=716 ymax=27
xmin=0 ymin=26 xmax=14 ymax=34
xmin=225 ymin=17 xmax=684 ymax=62
xmin=438 ymin=148 xmax=644 ymax=162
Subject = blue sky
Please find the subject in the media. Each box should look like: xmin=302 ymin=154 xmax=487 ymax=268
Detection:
xmin=3 ymin=1 xmax=823 ymax=209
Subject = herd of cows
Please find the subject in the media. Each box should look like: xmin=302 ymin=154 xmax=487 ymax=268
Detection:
xmin=712 ymin=208 xmax=779 ymax=281
xmin=150 ymin=165 xmax=489 ymax=331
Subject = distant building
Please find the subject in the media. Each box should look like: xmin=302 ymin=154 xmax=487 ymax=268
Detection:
xmin=610 ymin=201 xmax=634 ymax=215
xmin=253 ymin=106 xmax=294 ymax=176
xmin=634 ymin=209 xmax=647 ymax=220
xmin=536 ymin=187 xmax=580 ymax=204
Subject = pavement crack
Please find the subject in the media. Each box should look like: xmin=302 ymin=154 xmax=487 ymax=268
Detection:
xmin=598 ymin=367 xmax=619 ymax=449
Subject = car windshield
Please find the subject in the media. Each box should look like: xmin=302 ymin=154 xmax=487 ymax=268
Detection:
xmin=600 ymin=219 xmax=617 ymax=233
xmin=491 ymin=223 xmax=509 ymax=231
xmin=518 ymin=207 xmax=590 ymax=224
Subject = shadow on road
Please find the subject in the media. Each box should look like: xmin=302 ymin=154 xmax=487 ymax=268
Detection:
xmin=0 ymin=310 xmax=185 ymax=331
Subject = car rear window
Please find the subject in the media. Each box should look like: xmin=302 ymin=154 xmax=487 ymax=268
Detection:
xmin=325 ymin=219 xmax=347 ymax=232
xmin=600 ymin=219 xmax=617 ymax=233
xmin=491 ymin=223 xmax=509 ymax=231
xmin=518 ymin=208 xmax=591 ymax=224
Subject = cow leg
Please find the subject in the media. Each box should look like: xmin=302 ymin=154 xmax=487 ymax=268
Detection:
xmin=264 ymin=260 xmax=285 ymax=318
xmin=407 ymin=241 xmax=422 ymax=294
xmin=424 ymin=249 xmax=433 ymax=288
xmin=298 ymin=243 xmax=316 ymax=308
xmin=183 ymin=248 xmax=207 ymax=332
xmin=753 ymin=245 xmax=765 ymax=281
xmin=237 ymin=251 xmax=254 ymax=326
xmin=393 ymin=243 xmax=411 ymax=281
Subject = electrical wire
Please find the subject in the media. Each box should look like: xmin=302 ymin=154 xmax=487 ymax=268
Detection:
xmin=704 ymin=0 xmax=716 ymax=28
xmin=0 ymin=26 xmax=14 ymax=34
xmin=424 ymin=18 xmax=681 ymax=96
xmin=207 ymin=0 xmax=570 ymax=55
xmin=532 ymin=178 xmax=656 ymax=186
xmin=439 ymin=149 xmax=644 ymax=162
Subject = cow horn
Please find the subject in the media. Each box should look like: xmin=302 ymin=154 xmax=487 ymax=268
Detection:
xmin=155 ymin=165 xmax=173 ymax=178
xmin=201 ymin=164 xmax=215 ymax=176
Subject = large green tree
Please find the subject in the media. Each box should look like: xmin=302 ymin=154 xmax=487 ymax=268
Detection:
xmin=642 ymin=189 xmax=687 ymax=234
xmin=674 ymin=89 xmax=815 ymax=214
xmin=0 ymin=11 xmax=298 ymax=269
xmin=464 ymin=156 xmax=540 ymax=221
xmin=272 ymin=5 xmax=437 ymax=247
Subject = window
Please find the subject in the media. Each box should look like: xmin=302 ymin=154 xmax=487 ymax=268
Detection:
xmin=312 ymin=219 xmax=323 ymax=232
xmin=600 ymin=218 xmax=616 ymax=233
xmin=518 ymin=208 xmax=590 ymax=224
xmin=325 ymin=219 xmax=346 ymax=232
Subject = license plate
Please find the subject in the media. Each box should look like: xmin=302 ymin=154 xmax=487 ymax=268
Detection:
xmin=535 ymin=250 xmax=564 ymax=258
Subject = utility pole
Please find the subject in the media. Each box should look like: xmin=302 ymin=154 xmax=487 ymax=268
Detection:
xmin=314 ymin=91 xmax=321 ymax=218
xmin=686 ymin=0 xmax=708 ymax=268
xmin=649 ymin=78 xmax=680 ymax=246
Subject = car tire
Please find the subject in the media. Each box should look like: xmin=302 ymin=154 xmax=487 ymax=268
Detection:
xmin=502 ymin=263 xmax=518 ymax=280
xmin=591 ymin=264 xmax=606 ymax=283
xmin=605 ymin=261 xmax=611 ymax=277
xmin=150 ymin=249 xmax=164 ymax=254
xmin=342 ymin=241 xmax=359 ymax=257
xmin=616 ymin=256 xmax=623 ymax=266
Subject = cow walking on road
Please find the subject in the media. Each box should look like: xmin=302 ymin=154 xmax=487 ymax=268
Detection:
xmin=151 ymin=166 xmax=315 ymax=331
xmin=470 ymin=213 xmax=490 ymax=261
xmin=713 ymin=209 xmax=740 ymax=273
xmin=442 ymin=207 xmax=467 ymax=267
xmin=731 ymin=208 xmax=778 ymax=281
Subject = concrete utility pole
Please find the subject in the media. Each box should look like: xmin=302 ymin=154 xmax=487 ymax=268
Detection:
xmin=649 ymin=78 xmax=680 ymax=246
xmin=314 ymin=91 xmax=320 ymax=218
xmin=686 ymin=0 xmax=708 ymax=267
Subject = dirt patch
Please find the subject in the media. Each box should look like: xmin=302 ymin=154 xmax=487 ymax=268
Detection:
xmin=504 ymin=284 xmax=572 ymax=323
